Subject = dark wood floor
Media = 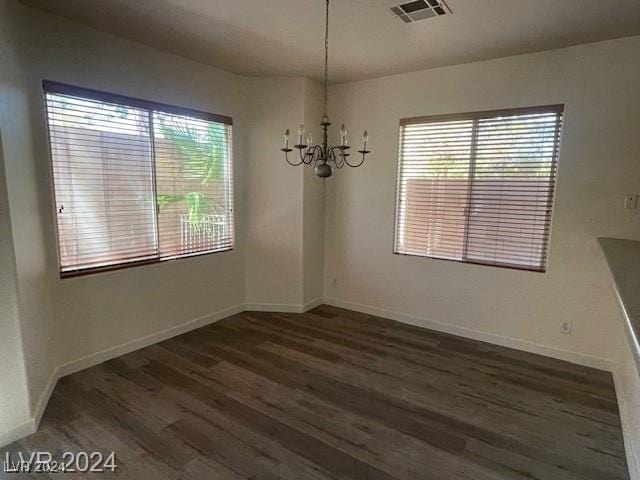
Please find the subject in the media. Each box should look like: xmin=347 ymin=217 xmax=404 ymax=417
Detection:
xmin=3 ymin=306 xmax=629 ymax=479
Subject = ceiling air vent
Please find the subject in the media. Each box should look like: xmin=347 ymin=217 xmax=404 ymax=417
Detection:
xmin=390 ymin=0 xmax=451 ymax=23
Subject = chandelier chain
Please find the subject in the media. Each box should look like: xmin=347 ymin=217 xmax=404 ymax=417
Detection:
xmin=323 ymin=0 xmax=329 ymax=117
xmin=280 ymin=0 xmax=369 ymax=178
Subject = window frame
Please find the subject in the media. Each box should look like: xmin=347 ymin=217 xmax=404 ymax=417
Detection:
xmin=393 ymin=104 xmax=564 ymax=273
xmin=43 ymin=80 xmax=235 ymax=279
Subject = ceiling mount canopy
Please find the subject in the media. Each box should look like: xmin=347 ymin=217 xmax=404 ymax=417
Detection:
xmin=281 ymin=0 xmax=370 ymax=178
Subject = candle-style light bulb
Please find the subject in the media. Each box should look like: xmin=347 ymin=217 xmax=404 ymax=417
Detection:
xmin=298 ymin=124 xmax=305 ymax=144
xmin=284 ymin=129 xmax=290 ymax=148
xmin=306 ymin=133 xmax=313 ymax=146
xmin=363 ymin=130 xmax=369 ymax=149
xmin=340 ymin=124 xmax=348 ymax=145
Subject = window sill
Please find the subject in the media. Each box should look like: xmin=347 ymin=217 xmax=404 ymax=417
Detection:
xmin=59 ymin=247 xmax=234 ymax=280
xmin=393 ymin=250 xmax=546 ymax=273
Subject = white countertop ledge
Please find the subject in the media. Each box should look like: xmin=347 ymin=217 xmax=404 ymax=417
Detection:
xmin=599 ymin=237 xmax=640 ymax=371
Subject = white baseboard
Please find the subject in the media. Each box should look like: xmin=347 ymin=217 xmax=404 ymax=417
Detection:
xmin=613 ymin=368 xmax=640 ymax=480
xmin=323 ymin=297 xmax=613 ymax=372
xmin=0 ymin=418 xmax=36 ymax=449
xmin=33 ymin=369 xmax=58 ymax=429
xmin=0 ymin=303 xmax=244 ymax=449
xmin=2 ymin=299 xmax=325 ymax=447
xmin=244 ymin=297 xmax=323 ymax=314
xmin=244 ymin=303 xmax=305 ymax=313
xmin=56 ymin=304 xmax=244 ymax=378
xmin=303 ymin=297 xmax=324 ymax=312
xmin=0 ymin=368 xmax=59 ymax=448
xmin=2 ymin=296 xmax=615 ymax=449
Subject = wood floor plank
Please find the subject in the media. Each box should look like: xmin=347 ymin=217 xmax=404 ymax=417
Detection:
xmin=1 ymin=305 xmax=629 ymax=479
xmin=208 ymin=360 xmax=524 ymax=480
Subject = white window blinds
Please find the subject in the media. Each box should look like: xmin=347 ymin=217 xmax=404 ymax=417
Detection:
xmin=45 ymin=81 xmax=234 ymax=277
xmin=394 ymin=106 xmax=563 ymax=272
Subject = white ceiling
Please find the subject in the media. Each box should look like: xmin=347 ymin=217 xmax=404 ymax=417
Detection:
xmin=20 ymin=0 xmax=640 ymax=83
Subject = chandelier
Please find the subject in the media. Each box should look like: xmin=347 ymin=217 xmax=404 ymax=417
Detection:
xmin=281 ymin=0 xmax=370 ymax=178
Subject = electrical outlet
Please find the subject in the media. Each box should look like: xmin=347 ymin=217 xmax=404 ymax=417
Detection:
xmin=624 ymin=194 xmax=638 ymax=210
xmin=560 ymin=321 xmax=572 ymax=334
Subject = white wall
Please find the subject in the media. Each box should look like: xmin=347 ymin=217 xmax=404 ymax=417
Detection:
xmin=0 ymin=0 xmax=53 ymax=443
xmin=0 ymin=5 xmax=332 ymax=445
xmin=0 ymin=132 xmax=31 ymax=441
xmin=0 ymin=3 xmax=330 ymax=445
xmin=244 ymin=76 xmax=325 ymax=309
xmin=4 ymin=1 xmax=640 ymax=466
xmin=302 ymin=78 xmax=325 ymax=305
xmin=325 ymin=36 xmax=640 ymax=368
xmin=10 ymin=3 xmax=248 ymax=368
xmin=244 ymin=77 xmax=305 ymax=308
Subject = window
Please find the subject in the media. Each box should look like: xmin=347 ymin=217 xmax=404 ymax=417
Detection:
xmin=44 ymin=81 xmax=234 ymax=277
xmin=394 ymin=105 xmax=563 ymax=272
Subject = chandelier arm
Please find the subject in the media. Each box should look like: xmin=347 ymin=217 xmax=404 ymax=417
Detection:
xmin=302 ymin=145 xmax=316 ymax=166
xmin=283 ymin=149 xmax=304 ymax=167
xmin=330 ymin=146 xmax=344 ymax=169
xmin=345 ymin=151 xmax=367 ymax=168
xmin=307 ymin=145 xmax=320 ymax=166
xmin=332 ymin=146 xmax=349 ymax=169
xmin=337 ymin=149 xmax=345 ymax=169
xmin=300 ymin=146 xmax=310 ymax=163
xmin=306 ymin=145 xmax=319 ymax=165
